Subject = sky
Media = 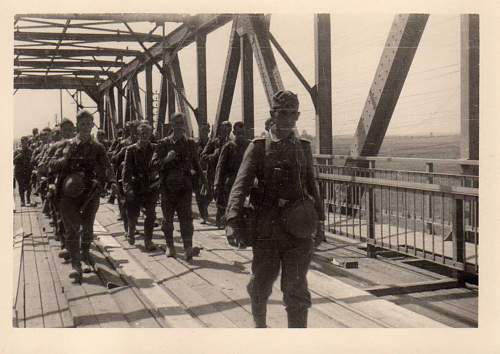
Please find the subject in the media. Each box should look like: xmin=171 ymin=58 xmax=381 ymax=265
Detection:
xmin=13 ymin=14 xmax=462 ymax=140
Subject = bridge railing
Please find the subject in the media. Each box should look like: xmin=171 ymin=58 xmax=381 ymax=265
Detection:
xmin=316 ymin=164 xmax=479 ymax=278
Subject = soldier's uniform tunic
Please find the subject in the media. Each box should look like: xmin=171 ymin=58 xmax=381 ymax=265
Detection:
xmin=226 ymin=133 xmax=324 ymax=327
xmin=122 ymin=142 xmax=158 ymax=246
xmin=152 ymin=134 xmax=204 ymax=250
xmin=214 ymin=137 xmax=250 ymax=218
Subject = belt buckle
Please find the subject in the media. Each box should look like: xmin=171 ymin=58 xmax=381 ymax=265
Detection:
xmin=278 ymin=198 xmax=289 ymax=207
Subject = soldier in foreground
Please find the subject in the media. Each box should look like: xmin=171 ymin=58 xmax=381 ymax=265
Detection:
xmin=13 ymin=136 xmax=33 ymax=207
xmin=122 ymin=122 xmax=158 ymax=251
xmin=214 ymin=121 xmax=250 ymax=229
xmin=51 ymin=111 xmax=109 ymax=282
xmin=152 ymin=112 xmax=208 ymax=261
xmin=225 ymin=90 xmax=325 ymax=328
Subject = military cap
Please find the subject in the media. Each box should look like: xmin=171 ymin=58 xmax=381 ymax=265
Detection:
xmin=76 ymin=110 xmax=93 ymax=122
xmin=271 ymin=90 xmax=299 ymax=111
xmin=60 ymin=118 xmax=75 ymax=127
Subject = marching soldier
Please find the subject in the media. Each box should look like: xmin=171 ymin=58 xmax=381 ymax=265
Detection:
xmin=111 ymin=121 xmax=139 ymax=231
xmin=194 ymin=123 xmax=211 ymax=223
xmin=13 ymin=136 xmax=33 ymax=207
xmin=152 ymin=112 xmax=208 ymax=261
xmin=96 ymin=129 xmax=110 ymax=151
xmin=47 ymin=119 xmax=76 ymax=249
xmin=50 ymin=111 xmax=110 ymax=283
xmin=201 ymin=120 xmax=232 ymax=226
xmin=122 ymin=122 xmax=158 ymax=251
xmin=225 ymin=90 xmax=325 ymax=328
xmin=214 ymin=121 xmax=250 ymax=229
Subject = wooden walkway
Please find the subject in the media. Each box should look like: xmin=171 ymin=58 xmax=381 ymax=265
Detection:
xmin=12 ymin=190 xmax=478 ymax=328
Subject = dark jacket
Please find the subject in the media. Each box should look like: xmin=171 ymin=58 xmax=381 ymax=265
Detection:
xmin=151 ymin=134 xmax=204 ymax=194
xmin=225 ymin=134 xmax=324 ymax=240
xmin=122 ymin=142 xmax=157 ymax=194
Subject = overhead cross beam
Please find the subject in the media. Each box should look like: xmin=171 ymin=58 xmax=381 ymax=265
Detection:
xmin=15 ymin=31 xmax=164 ymax=43
xmin=15 ymin=59 xmax=126 ymax=68
xmin=15 ymin=13 xmax=190 ymax=23
xmin=350 ymin=14 xmax=429 ymax=157
xmin=14 ymin=48 xmax=142 ymax=57
xmin=14 ymin=76 xmax=102 ymax=89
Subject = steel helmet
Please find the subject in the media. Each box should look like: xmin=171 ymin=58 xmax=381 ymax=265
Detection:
xmin=62 ymin=172 xmax=85 ymax=198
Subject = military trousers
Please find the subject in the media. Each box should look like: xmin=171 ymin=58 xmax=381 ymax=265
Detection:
xmin=126 ymin=191 xmax=158 ymax=242
xmin=192 ymin=173 xmax=210 ymax=220
xmin=15 ymin=174 xmax=31 ymax=205
xmin=59 ymin=194 xmax=100 ymax=268
xmin=160 ymin=187 xmax=193 ymax=249
xmin=247 ymin=238 xmax=313 ymax=319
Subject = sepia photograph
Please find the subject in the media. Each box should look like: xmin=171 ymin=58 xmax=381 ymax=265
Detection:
xmin=4 ymin=3 xmax=500 ymax=353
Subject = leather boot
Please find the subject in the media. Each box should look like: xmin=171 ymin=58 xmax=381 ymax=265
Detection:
xmin=287 ymin=308 xmax=308 ymax=328
xmin=144 ymin=239 xmax=157 ymax=252
xmin=58 ymin=249 xmax=71 ymax=261
xmin=81 ymin=249 xmax=94 ymax=274
xmin=166 ymin=242 xmax=176 ymax=258
xmin=251 ymin=304 xmax=267 ymax=328
xmin=69 ymin=263 xmax=83 ymax=284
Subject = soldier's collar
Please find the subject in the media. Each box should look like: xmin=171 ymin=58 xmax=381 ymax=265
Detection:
xmin=268 ymin=126 xmax=298 ymax=144
xmin=169 ymin=133 xmax=186 ymax=143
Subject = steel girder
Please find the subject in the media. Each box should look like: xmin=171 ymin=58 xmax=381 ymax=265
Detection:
xmin=350 ymin=14 xmax=429 ymax=158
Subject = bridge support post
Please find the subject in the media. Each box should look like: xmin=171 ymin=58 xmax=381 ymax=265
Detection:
xmin=452 ymin=197 xmax=466 ymax=285
xmin=241 ymin=34 xmax=254 ymax=139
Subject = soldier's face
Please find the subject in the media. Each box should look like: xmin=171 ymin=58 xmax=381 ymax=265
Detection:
xmin=77 ymin=117 xmax=94 ymax=137
xmin=172 ymin=117 xmax=186 ymax=138
xmin=61 ymin=124 xmax=75 ymax=139
xmin=221 ymin=124 xmax=232 ymax=137
xmin=21 ymin=138 xmax=28 ymax=149
xmin=273 ymin=110 xmax=299 ymax=137
xmin=233 ymin=125 xmax=245 ymax=137
xmin=138 ymin=127 xmax=151 ymax=142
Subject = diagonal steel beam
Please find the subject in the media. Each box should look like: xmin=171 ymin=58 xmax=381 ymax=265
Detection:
xmin=239 ymin=14 xmax=283 ymax=105
xmin=98 ymin=14 xmax=233 ymax=92
xmin=212 ymin=21 xmax=241 ymax=138
xmin=350 ymin=14 xmax=429 ymax=157
xmin=45 ymin=19 xmax=71 ymax=76
xmin=169 ymin=54 xmax=193 ymax=136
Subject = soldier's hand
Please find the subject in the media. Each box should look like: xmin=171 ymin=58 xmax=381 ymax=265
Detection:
xmin=225 ymin=220 xmax=240 ymax=248
xmin=164 ymin=150 xmax=176 ymax=164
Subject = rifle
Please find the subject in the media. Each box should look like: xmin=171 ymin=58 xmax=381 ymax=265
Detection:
xmin=79 ymin=179 xmax=100 ymax=214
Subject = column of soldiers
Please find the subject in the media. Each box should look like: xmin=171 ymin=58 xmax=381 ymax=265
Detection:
xmin=15 ymin=89 xmax=324 ymax=327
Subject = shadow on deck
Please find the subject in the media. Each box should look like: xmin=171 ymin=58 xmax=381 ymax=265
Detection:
xmin=12 ymin=191 xmax=478 ymax=328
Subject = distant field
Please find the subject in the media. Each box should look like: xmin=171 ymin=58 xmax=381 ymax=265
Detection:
xmin=329 ymin=134 xmax=465 ymax=174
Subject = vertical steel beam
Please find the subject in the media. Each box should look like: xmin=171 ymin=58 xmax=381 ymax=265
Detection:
xmin=167 ymin=69 xmax=175 ymax=121
xmin=108 ymin=87 xmax=117 ymax=138
xmin=98 ymin=93 xmax=105 ymax=129
xmin=460 ymin=14 xmax=479 ymax=163
xmin=157 ymin=51 xmax=169 ymax=137
xmin=169 ymin=54 xmax=193 ymax=136
xmin=350 ymin=14 xmax=429 ymax=157
xmin=124 ymin=83 xmax=131 ymax=123
xmin=240 ymin=34 xmax=254 ymax=139
xmin=213 ymin=22 xmax=241 ymax=137
xmin=243 ymin=14 xmax=283 ymax=105
xmin=145 ymin=63 xmax=153 ymax=123
xmin=314 ymin=14 xmax=333 ymax=155
xmin=130 ymin=75 xmax=143 ymax=120
xmin=196 ymin=33 xmax=208 ymax=126
xmin=117 ymin=80 xmax=123 ymax=128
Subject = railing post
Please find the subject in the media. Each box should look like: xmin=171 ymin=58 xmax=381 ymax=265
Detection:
xmin=367 ymin=160 xmax=377 ymax=258
xmin=425 ymin=162 xmax=434 ymax=234
xmin=452 ymin=196 xmax=466 ymax=285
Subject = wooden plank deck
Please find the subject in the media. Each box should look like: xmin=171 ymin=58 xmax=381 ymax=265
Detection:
xmin=12 ymin=188 xmax=478 ymax=328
